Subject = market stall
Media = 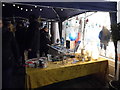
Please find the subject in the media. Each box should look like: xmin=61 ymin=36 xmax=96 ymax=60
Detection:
xmin=25 ymin=57 xmax=108 ymax=89
xmin=2 ymin=1 xmax=118 ymax=89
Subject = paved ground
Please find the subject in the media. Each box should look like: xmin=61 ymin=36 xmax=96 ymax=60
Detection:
xmin=36 ymin=75 xmax=109 ymax=89
xmin=12 ymin=68 xmax=109 ymax=89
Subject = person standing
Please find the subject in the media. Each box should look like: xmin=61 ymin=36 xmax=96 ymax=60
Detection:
xmin=15 ymin=21 xmax=27 ymax=63
xmin=99 ymin=26 xmax=111 ymax=52
xmin=40 ymin=26 xmax=51 ymax=57
xmin=2 ymin=21 xmax=22 ymax=89
xmin=26 ymin=15 xmax=40 ymax=59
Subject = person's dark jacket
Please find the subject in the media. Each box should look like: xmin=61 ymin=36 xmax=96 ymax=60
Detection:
xmin=99 ymin=30 xmax=111 ymax=43
xmin=40 ymin=29 xmax=51 ymax=52
xmin=2 ymin=27 xmax=21 ymax=69
xmin=15 ymin=25 xmax=27 ymax=53
xmin=25 ymin=21 xmax=40 ymax=52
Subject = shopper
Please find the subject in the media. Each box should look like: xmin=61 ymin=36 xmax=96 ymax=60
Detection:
xmin=2 ymin=21 xmax=22 ymax=89
xmin=99 ymin=26 xmax=111 ymax=50
xmin=26 ymin=15 xmax=40 ymax=59
xmin=15 ymin=21 xmax=27 ymax=63
xmin=40 ymin=26 xmax=51 ymax=57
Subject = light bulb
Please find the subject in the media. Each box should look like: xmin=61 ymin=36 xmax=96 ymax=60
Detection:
xmin=13 ymin=4 xmax=15 ymax=7
xmin=17 ymin=6 xmax=19 ymax=8
xmin=21 ymin=8 xmax=23 ymax=10
xmin=35 ymin=5 xmax=37 ymax=8
xmin=40 ymin=9 xmax=42 ymax=11
xmin=26 ymin=9 xmax=28 ymax=11
xmin=61 ymin=9 xmax=64 ymax=11
xmin=2 ymin=4 xmax=5 ymax=7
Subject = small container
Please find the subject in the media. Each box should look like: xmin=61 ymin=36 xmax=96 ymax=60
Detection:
xmin=81 ymin=49 xmax=85 ymax=55
xmin=39 ymin=59 xmax=43 ymax=68
xmin=81 ymin=55 xmax=85 ymax=62
xmin=39 ymin=59 xmax=47 ymax=68
xmin=47 ymin=54 xmax=52 ymax=61
xmin=35 ymin=60 xmax=40 ymax=68
xmin=87 ymin=56 xmax=91 ymax=61
xmin=29 ymin=63 xmax=35 ymax=68
xmin=42 ymin=62 xmax=47 ymax=68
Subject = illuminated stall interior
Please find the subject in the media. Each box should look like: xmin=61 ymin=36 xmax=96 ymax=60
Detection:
xmin=62 ymin=12 xmax=115 ymax=59
xmin=2 ymin=2 xmax=119 ymax=88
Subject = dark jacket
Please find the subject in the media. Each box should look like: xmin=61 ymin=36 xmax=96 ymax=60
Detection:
xmin=15 ymin=26 xmax=27 ymax=52
xmin=99 ymin=30 xmax=111 ymax=43
xmin=40 ymin=29 xmax=51 ymax=51
xmin=26 ymin=21 xmax=40 ymax=52
xmin=2 ymin=27 xmax=21 ymax=69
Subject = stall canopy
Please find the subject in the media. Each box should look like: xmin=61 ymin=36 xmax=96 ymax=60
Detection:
xmin=2 ymin=2 xmax=117 ymax=22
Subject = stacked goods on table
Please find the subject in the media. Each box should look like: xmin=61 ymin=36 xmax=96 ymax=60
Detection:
xmin=25 ymin=57 xmax=47 ymax=68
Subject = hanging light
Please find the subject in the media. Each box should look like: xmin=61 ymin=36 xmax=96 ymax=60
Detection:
xmin=35 ymin=5 xmax=37 ymax=8
xmin=26 ymin=9 xmax=28 ymax=11
xmin=13 ymin=4 xmax=15 ymax=7
xmin=17 ymin=6 xmax=20 ymax=8
xmin=30 ymin=9 xmax=32 ymax=11
xmin=2 ymin=4 xmax=5 ymax=7
xmin=21 ymin=8 xmax=23 ymax=10
xmin=40 ymin=9 xmax=42 ymax=11
xmin=61 ymin=9 xmax=64 ymax=11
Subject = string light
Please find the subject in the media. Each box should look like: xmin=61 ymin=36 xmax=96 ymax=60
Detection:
xmin=61 ymin=9 xmax=64 ymax=11
xmin=2 ymin=4 xmax=5 ymax=6
xmin=13 ymin=4 xmax=15 ymax=7
xmin=17 ymin=6 xmax=19 ymax=8
xmin=21 ymin=8 xmax=23 ymax=10
xmin=26 ymin=9 xmax=28 ymax=11
xmin=40 ymin=9 xmax=42 ymax=11
xmin=35 ymin=5 xmax=37 ymax=8
xmin=3 ymin=2 xmax=67 ymax=14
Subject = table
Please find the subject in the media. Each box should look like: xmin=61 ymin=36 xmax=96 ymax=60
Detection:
xmin=25 ymin=58 xmax=108 ymax=89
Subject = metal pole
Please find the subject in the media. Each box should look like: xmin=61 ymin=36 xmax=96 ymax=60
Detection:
xmin=82 ymin=12 xmax=86 ymax=49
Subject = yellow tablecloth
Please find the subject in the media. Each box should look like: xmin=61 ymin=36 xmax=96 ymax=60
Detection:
xmin=26 ymin=58 xmax=108 ymax=89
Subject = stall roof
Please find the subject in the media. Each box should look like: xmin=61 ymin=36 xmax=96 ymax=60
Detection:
xmin=2 ymin=2 xmax=117 ymax=21
xmin=23 ymin=2 xmax=117 ymax=11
